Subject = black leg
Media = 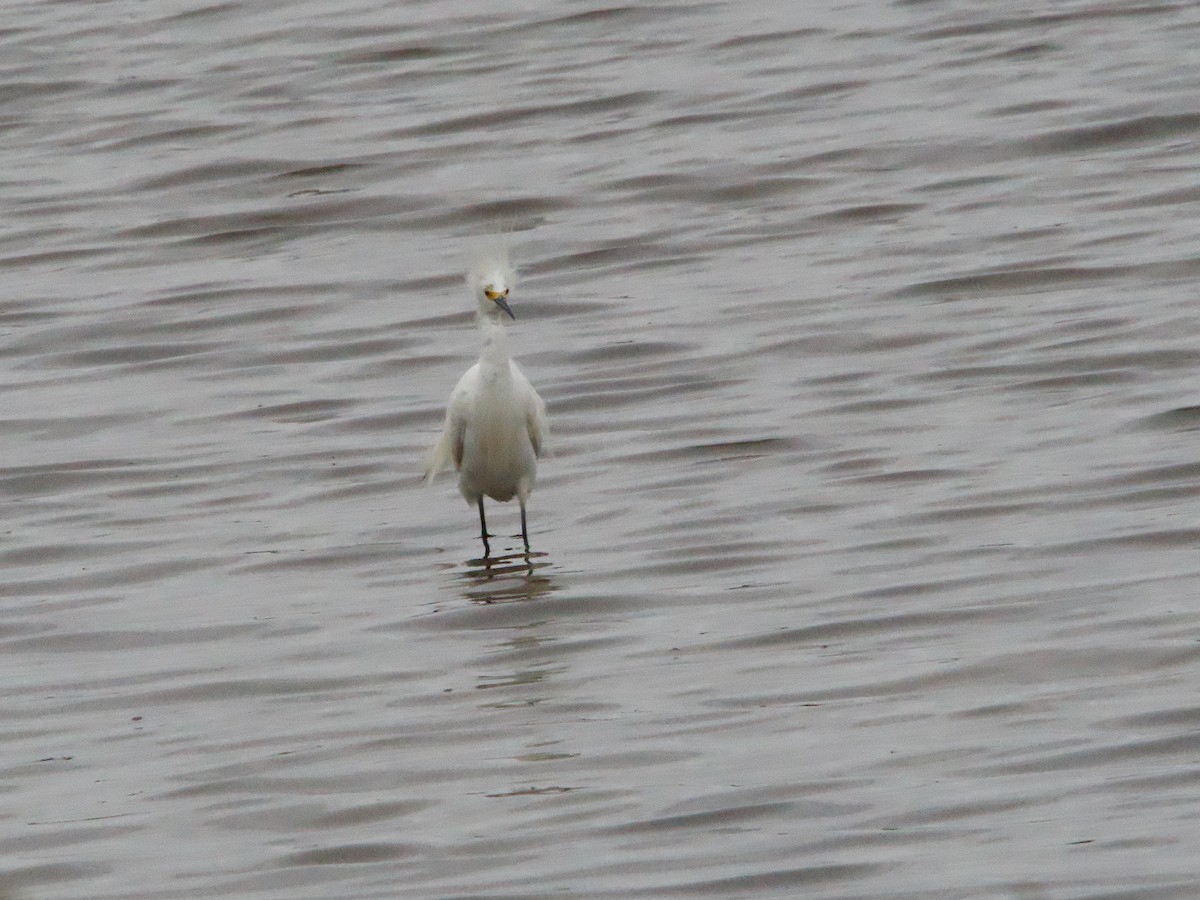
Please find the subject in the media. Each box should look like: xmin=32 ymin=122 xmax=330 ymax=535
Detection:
xmin=519 ymin=502 xmax=530 ymax=553
xmin=478 ymin=497 xmax=491 ymax=556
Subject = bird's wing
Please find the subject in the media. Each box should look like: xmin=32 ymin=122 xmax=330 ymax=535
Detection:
xmin=423 ymin=365 xmax=476 ymax=483
xmin=512 ymin=361 xmax=549 ymax=458
xmin=527 ymin=390 xmax=549 ymax=458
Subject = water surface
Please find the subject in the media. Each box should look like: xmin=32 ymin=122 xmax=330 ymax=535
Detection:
xmin=3 ymin=1 xmax=1200 ymax=897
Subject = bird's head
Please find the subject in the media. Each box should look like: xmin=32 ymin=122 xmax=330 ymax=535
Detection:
xmin=479 ymin=279 xmax=514 ymax=320
xmin=468 ymin=240 xmax=516 ymax=321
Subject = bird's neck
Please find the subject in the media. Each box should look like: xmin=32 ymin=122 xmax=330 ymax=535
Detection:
xmin=477 ymin=314 xmax=511 ymax=373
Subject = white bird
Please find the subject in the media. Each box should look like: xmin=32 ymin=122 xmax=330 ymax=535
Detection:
xmin=424 ymin=244 xmax=549 ymax=556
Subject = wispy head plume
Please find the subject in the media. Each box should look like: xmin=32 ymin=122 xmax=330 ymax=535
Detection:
xmin=466 ymin=235 xmax=515 ymax=291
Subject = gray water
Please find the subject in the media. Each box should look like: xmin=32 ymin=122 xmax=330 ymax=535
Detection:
xmin=3 ymin=1 xmax=1200 ymax=897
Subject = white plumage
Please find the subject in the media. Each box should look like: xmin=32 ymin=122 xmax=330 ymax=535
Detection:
xmin=424 ymin=244 xmax=548 ymax=555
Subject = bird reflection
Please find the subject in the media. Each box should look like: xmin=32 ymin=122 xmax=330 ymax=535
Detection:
xmin=458 ymin=547 xmax=555 ymax=603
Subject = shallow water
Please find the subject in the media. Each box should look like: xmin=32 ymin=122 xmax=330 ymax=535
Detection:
xmin=4 ymin=1 xmax=1200 ymax=897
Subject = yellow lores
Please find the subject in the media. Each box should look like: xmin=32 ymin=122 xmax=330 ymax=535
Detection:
xmin=424 ymin=246 xmax=549 ymax=556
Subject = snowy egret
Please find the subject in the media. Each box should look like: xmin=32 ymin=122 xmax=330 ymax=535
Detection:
xmin=424 ymin=244 xmax=549 ymax=556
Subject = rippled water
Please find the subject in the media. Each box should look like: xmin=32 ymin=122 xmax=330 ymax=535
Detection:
xmin=4 ymin=1 xmax=1200 ymax=897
